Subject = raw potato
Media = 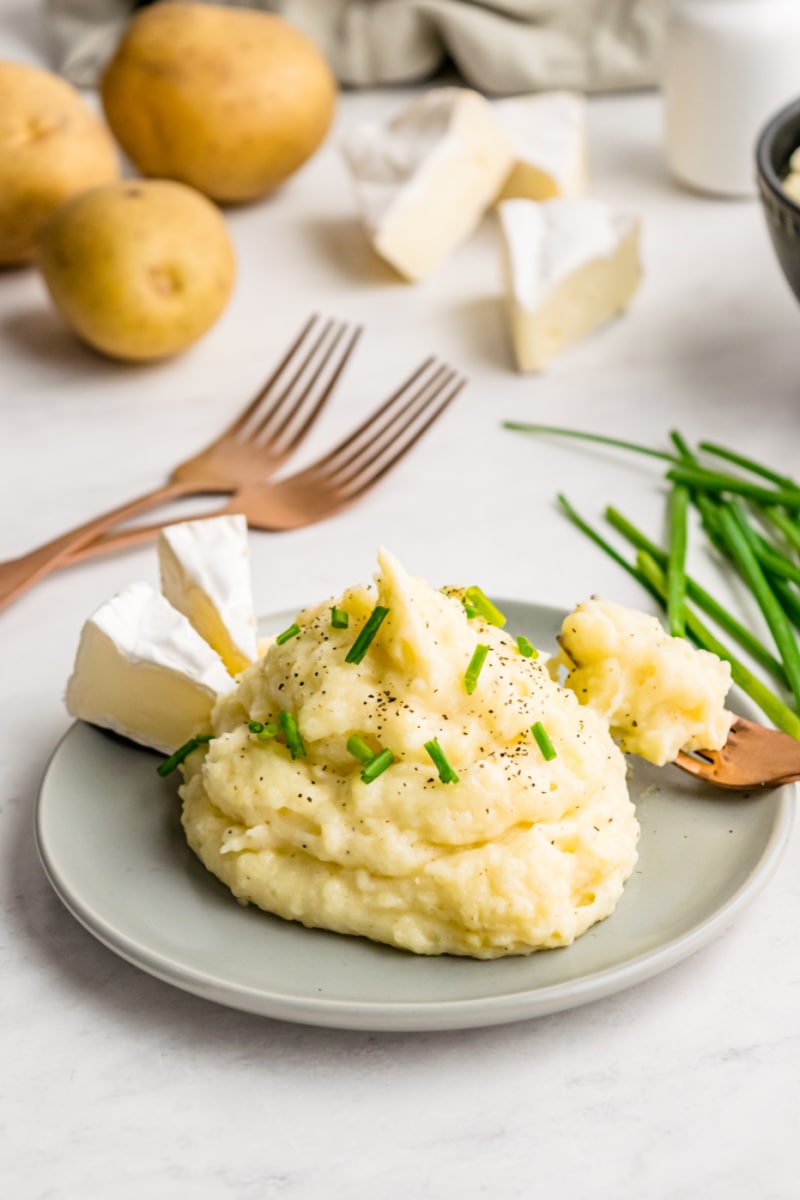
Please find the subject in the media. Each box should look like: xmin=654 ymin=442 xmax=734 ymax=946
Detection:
xmin=37 ymin=180 xmax=235 ymax=362
xmin=100 ymin=2 xmax=337 ymax=203
xmin=0 ymin=60 xmax=119 ymax=266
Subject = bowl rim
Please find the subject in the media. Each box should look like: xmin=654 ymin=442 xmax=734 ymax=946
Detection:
xmin=756 ymin=95 xmax=800 ymax=215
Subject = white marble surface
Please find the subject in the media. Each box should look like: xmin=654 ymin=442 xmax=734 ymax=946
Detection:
xmin=2 ymin=4 xmax=799 ymax=1197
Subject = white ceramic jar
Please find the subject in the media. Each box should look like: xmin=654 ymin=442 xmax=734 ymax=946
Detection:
xmin=664 ymin=0 xmax=800 ymax=197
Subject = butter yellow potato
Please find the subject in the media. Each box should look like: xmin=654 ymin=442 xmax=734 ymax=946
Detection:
xmin=180 ymin=551 xmax=639 ymax=958
xmin=37 ymin=180 xmax=235 ymax=361
xmin=100 ymin=2 xmax=337 ymax=203
xmin=0 ymin=60 xmax=118 ymax=265
xmin=559 ymin=597 xmax=732 ymax=766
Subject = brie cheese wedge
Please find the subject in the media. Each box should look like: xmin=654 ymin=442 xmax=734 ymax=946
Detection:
xmin=494 ymin=91 xmax=588 ymax=202
xmin=342 ymin=87 xmax=514 ymax=281
xmin=158 ymin=515 xmax=258 ymax=676
xmin=498 ymin=197 xmax=641 ymax=372
xmin=65 ymin=582 xmax=235 ymax=754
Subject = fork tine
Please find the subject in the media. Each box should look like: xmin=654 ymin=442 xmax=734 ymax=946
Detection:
xmin=242 ymin=316 xmax=341 ymax=443
xmin=221 ymin=313 xmax=322 ymax=439
xmin=328 ymin=368 xmax=458 ymax=487
xmin=265 ymin=322 xmax=363 ymax=455
xmin=339 ymin=376 xmax=465 ymax=499
xmin=307 ymin=357 xmax=441 ymax=473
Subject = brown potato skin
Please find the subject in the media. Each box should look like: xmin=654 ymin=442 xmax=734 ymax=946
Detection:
xmin=100 ymin=2 xmax=337 ymax=204
xmin=0 ymin=60 xmax=119 ymax=265
xmin=37 ymin=180 xmax=236 ymax=362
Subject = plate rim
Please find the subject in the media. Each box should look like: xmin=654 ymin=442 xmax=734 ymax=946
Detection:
xmin=35 ymin=598 xmax=797 ymax=1031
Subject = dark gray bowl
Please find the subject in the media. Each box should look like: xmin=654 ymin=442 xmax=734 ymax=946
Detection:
xmin=757 ymin=97 xmax=800 ymax=303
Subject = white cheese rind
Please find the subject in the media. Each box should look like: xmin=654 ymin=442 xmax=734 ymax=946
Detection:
xmin=498 ymin=197 xmax=641 ymax=372
xmin=494 ymin=91 xmax=588 ymax=202
xmin=65 ymin=582 xmax=235 ymax=754
xmin=158 ymin=515 xmax=258 ymax=676
xmin=341 ymin=87 xmax=515 ymax=281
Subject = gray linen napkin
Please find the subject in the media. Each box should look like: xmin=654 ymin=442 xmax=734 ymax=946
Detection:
xmin=46 ymin=0 xmax=665 ymax=93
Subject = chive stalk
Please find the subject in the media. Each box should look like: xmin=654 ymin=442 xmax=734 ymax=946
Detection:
xmin=424 ymin=738 xmax=459 ymax=783
xmin=698 ymin=442 xmax=794 ymax=488
xmin=531 ymin=721 xmax=557 ymax=761
xmin=464 ymin=586 xmax=506 ymax=627
xmin=557 ymin=494 xmax=660 ymax=600
xmin=275 ymin=623 xmax=300 ymax=645
xmin=347 ymin=734 xmax=373 ymax=766
xmin=604 ymin=506 xmax=787 ymax=685
xmin=331 ymin=606 xmax=349 ymax=629
xmin=714 ymin=506 xmax=800 ymax=709
xmin=464 ymin=644 xmax=490 ymax=694
xmin=360 ymin=748 xmax=394 ymax=784
xmin=666 ymin=483 xmax=690 ymax=636
xmin=256 ymin=723 xmax=280 ymax=742
xmin=666 ymin=463 xmax=800 ymax=510
xmin=156 ymin=734 xmax=212 ymax=777
xmin=345 ymin=605 xmax=389 ymax=664
xmin=762 ymin=507 xmax=800 ymax=557
xmin=278 ymin=710 xmax=305 ymax=759
xmin=516 ymin=635 xmax=538 ymax=659
xmin=503 ymin=422 xmax=675 ymax=462
xmin=637 ymin=553 xmax=800 ymax=739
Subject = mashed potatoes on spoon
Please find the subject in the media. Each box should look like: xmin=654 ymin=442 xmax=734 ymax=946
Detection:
xmin=181 ymin=549 xmax=640 ymax=958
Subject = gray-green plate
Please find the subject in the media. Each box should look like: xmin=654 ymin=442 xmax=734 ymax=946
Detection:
xmin=36 ymin=602 xmax=794 ymax=1031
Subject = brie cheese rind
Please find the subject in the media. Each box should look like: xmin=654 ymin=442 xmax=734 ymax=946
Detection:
xmin=341 ymin=87 xmax=514 ymax=282
xmin=180 ymin=549 xmax=640 ymax=959
xmin=494 ymin=91 xmax=588 ymax=203
xmin=65 ymin=582 xmax=235 ymax=754
xmin=558 ymin=597 xmax=733 ymax=766
xmin=158 ymin=514 xmax=258 ymax=676
xmin=498 ymin=197 xmax=641 ymax=372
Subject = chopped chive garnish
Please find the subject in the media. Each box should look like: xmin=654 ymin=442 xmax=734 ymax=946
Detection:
xmin=465 ymin=586 xmax=506 ymax=628
xmin=275 ymin=623 xmax=300 ymax=645
xmin=464 ymin=644 xmax=490 ymax=694
xmin=331 ymin=606 xmax=349 ymax=629
xmin=256 ymin=722 xmax=280 ymax=742
xmin=361 ymin=748 xmax=394 ymax=784
xmin=248 ymin=721 xmax=263 ymax=733
xmin=278 ymin=710 xmax=305 ymax=759
xmin=347 ymin=734 xmax=374 ymax=766
xmin=345 ymin=605 xmax=389 ymax=664
xmin=463 ymin=599 xmax=480 ymax=619
xmin=531 ymin=722 xmax=556 ymax=762
xmin=156 ymin=734 xmax=212 ymax=777
xmin=424 ymin=738 xmax=459 ymax=784
xmin=516 ymin=635 xmax=538 ymax=659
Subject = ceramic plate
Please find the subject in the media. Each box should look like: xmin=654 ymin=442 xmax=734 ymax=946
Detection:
xmin=36 ymin=601 xmax=794 ymax=1032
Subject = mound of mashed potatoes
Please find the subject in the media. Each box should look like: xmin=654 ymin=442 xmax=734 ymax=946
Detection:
xmin=180 ymin=550 xmax=640 ymax=958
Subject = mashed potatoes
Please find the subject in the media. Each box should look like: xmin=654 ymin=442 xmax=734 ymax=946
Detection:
xmin=180 ymin=551 xmax=639 ymax=958
xmin=559 ymin=597 xmax=732 ymax=766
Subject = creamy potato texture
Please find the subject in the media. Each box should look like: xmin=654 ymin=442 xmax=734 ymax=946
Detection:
xmin=559 ymin=597 xmax=732 ymax=766
xmin=180 ymin=551 xmax=639 ymax=958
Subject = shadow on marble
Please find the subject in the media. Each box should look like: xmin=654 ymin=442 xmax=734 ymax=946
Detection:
xmin=448 ymin=295 xmax=513 ymax=372
xmin=0 ymin=307 xmax=152 ymax=378
xmin=303 ymin=215 xmax=404 ymax=288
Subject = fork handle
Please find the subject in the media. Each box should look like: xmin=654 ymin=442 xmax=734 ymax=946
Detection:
xmin=62 ymin=497 xmax=235 ymax=564
xmin=0 ymin=480 xmax=197 ymax=613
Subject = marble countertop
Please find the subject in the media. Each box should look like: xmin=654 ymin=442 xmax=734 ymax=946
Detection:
xmin=2 ymin=4 xmax=798 ymax=1197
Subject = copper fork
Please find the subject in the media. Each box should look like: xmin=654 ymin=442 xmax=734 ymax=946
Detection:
xmin=0 ymin=315 xmax=360 ymax=612
xmin=675 ymin=715 xmax=800 ymax=790
xmin=68 ymin=358 xmax=465 ymax=553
